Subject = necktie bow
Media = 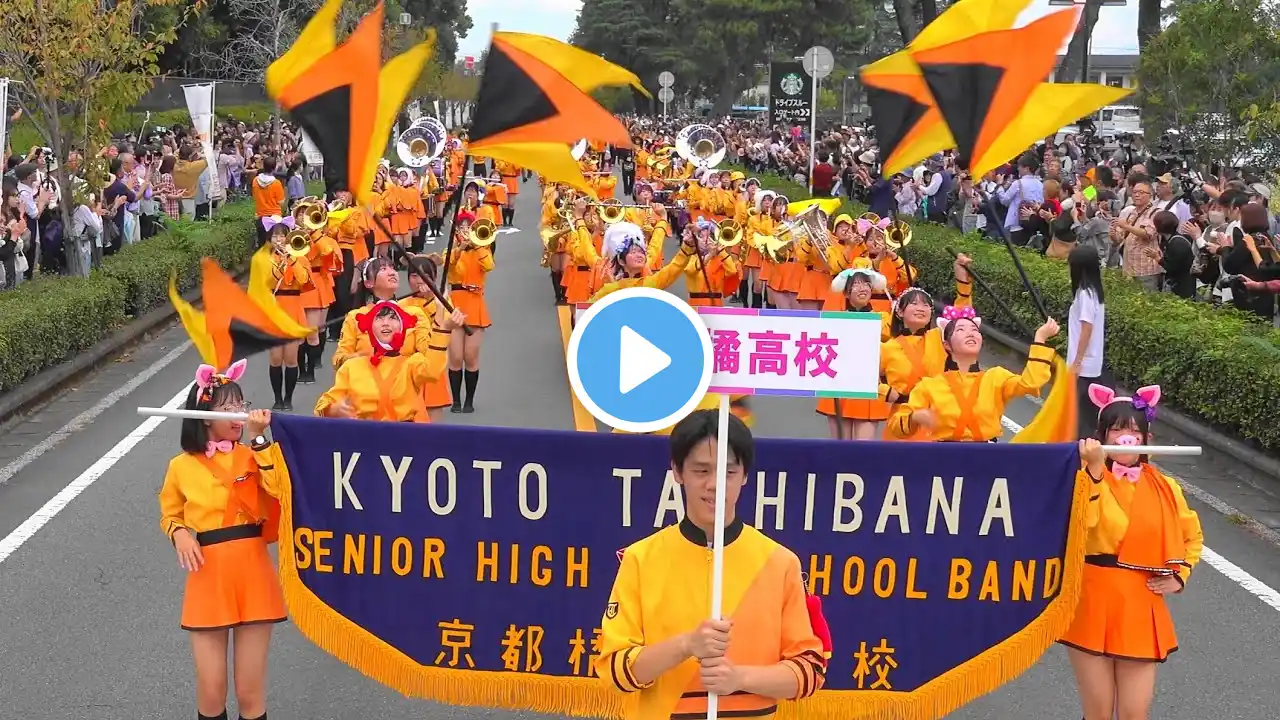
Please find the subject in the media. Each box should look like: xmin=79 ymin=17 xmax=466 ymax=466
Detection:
xmin=205 ymin=440 xmax=235 ymax=458
xmin=1111 ymin=463 xmax=1141 ymax=482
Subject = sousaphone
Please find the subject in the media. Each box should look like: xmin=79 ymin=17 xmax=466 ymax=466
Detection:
xmin=397 ymin=117 xmax=444 ymax=168
xmin=675 ymin=123 xmax=726 ymax=169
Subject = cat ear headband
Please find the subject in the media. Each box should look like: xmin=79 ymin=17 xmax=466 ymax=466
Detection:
xmin=1088 ymin=384 xmax=1161 ymax=422
xmin=194 ymin=359 xmax=248 ymax=404
xmin=936 ymin=304 xmax=980 ymax=333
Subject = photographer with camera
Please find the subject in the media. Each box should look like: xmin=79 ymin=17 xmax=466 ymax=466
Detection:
xmin=1152 ymin=173 xmax=1193 ymax=223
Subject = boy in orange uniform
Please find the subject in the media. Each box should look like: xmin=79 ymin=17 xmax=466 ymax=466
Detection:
xmin=596 ymin=411 xmax=828 ymax=720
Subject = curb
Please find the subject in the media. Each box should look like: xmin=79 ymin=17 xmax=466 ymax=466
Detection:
xmin=978 ymin=322 xmax=1280 ymax=481
xmin=0 ymin=269 xmax=245 ymax=424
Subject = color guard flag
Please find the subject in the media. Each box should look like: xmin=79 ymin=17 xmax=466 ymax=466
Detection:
xmin=265 ymin=0 xmax=436 ymax=204
xmin=466 ymin=32 xmax=648 ymax=195
xmin=862 ymin=0 xmax=1033 ymax=176
xmin=1013 ymin=356 xmax=1079 ymax=444
xmin=168 ymin=255 xmax=312 ymax=371
xmin=862 ymin=0 xmax=1130 ymax=177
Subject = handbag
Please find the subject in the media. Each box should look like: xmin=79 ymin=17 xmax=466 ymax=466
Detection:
xmin=1046 ymin=237 xmax=1075 ymax=259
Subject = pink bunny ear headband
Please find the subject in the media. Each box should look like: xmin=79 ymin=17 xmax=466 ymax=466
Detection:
xmin=1088 ymin=384 xmax=1161 ymax=422
xmin=856 ymin=217 xmax=893 ymax=235
xmin=936 ymin=304 xmax=980 ymax=333
xmin=194 ymin=359 xmax=248 ymax=404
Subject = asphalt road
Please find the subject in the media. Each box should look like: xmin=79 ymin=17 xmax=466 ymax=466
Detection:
xmin=1 ymin=176 xmax=1278 ymax=719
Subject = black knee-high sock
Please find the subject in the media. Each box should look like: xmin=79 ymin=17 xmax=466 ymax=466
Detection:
xmin=238 ymin=713 xmax=265 ymax=720
xmin=463 ymin=369 xmax=479 ymax=407
xmin=449 ymin=369 xmax=464 ymax=405
xmin=550 ymin=271 xmax=562 ymax=300
xmin=298 ymin=343 xmax=312 ymax=377
xmin=269 ymin=365 xmax=283 ymax=403
xmin=198 ymin=711 xmax=228 ymax=720
xmin=284 ymin=366 xmax=299 ymax=402
xmin=315 ymin=336 xmax=326 ymax=368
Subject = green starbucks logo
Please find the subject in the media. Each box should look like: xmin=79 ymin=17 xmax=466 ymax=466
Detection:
xmin=780 ymin=73 xmax=804 ymax=96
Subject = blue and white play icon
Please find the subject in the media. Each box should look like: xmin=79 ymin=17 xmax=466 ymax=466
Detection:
xmin=567 ymin=287 xmax=713 ymax=433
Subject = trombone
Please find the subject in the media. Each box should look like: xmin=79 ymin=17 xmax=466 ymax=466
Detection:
xmin=589 ymin=198 xmax=648 ymax=225
xmin=716 ymin=221 xmax=744 ymax=249
xmin=469 ymin=219 xmax=498 ymax=247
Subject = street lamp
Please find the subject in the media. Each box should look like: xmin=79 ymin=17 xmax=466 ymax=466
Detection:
xmin=840 ymin=75 xmax=856 ymax=123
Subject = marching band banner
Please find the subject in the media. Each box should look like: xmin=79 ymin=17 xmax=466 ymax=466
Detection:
xmin=270 ymin=415 xmax=1086 ymax=720
xmin=181 ymin=83 xmax=224 ymax=202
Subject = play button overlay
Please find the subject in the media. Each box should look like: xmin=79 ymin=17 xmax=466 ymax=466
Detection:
xmin=568 ymin=287 xmax=713 ymax=433
xmin=619 ymin=326 xmax=671 ymax=394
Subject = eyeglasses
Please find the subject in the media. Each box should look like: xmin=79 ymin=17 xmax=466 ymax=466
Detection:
xmin=214 ymin=402 xmax=252 ymax=413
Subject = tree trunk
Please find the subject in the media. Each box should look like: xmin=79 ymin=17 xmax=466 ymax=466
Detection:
xmin=1136 ymin=0 xmax=1161 ymax=52
xmin=711 ymin=66 xmax=743 ymax=117
xmin=893 ymin=0 xmax=918 ymax=45
xmin=919 ymin=0 xmax=938 ymax=29
xmin=1061 ymin=0 xmax=1102 ymax=82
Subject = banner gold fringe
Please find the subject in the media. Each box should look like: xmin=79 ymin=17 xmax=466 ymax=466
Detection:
xmin=778 ymin=467 xmax=1091 ymax=720
xmin=276 ymin=459 xmax=1087 ymax=720
xmin=275 ymin=470 xmax=634 ymax=718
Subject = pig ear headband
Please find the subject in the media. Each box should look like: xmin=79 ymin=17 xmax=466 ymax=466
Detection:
xmin=194 ymin=359 xmax=248 ymax=403
xmin=1088 ymin=384 xmax=1161 ymax=422
xmin=936 ymin=304 xmax=980 ymax=333
xmin=856 ymin=217 xmax=893 ymax=235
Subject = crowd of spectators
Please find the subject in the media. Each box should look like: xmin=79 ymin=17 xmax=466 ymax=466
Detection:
xmin=0 ymin=114 xmax=314 ymax=289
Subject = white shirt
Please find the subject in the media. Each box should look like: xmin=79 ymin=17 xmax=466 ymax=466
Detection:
xmin=1067 ymin=288 xmax=1105 ymax=378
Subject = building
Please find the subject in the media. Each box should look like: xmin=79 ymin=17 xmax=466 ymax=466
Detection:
xmin=1053 ymin=53 xmax=1140 ymax=89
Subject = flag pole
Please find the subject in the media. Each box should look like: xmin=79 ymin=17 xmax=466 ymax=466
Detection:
xmin=364 ymin=209 xmax=474 ymax=336
xmin=944 ymin=246 xmax=1035 ymax=338
xmin=436 ymin=166 xmax=470 ymax=297
xmin=707 ymin=393 xmax=731 ymax=720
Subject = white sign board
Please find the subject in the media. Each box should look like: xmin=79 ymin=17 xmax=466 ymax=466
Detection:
xmin=299 ymin=129 xmax=325 ymax=166
xmin=181 ymin=83 xmax=225 ymax=201
xmin=697 ymin=307 xmax=880 ymax=397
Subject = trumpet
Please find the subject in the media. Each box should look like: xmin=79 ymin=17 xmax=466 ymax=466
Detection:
xmin=469 ymin=219 xmax=497 ymax=247
xmin=293 ymin=198 xmax=329 ymax=232
xmin=886 ymin=219 xmax=913 ymax=250
xmin=277 ymin=228 xmax=311 ymax=258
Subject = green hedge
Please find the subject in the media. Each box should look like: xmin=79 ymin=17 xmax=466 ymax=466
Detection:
xmin=746 ymin=170 xmax=1280 ymax=453
xmin=0 ymin=200 xmax=258 ymax=394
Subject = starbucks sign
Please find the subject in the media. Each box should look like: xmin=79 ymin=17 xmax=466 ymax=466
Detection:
xmin=769 ymin=61 xmax=813 ymax=126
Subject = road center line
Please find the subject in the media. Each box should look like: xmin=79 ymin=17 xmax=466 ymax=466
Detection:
xmin=0 ymin=340 xmax=192 ymax=486
xmin=0 ymin=384 xmax=189 ymax=566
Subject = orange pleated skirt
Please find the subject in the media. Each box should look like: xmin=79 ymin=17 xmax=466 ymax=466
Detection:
xmin=390 ymin=210 xmax=418 ymax=235
xmin=816 ymin=397 xmax=890 ymax=421
xmin=1059 ymin=563 xmax=1179 ymax=662
xmin=423 ymin=370 xmax=452 ymax=410
xmin=449 ymin=288 xmax=491 ymax=329
xmin=564 ymin=265 xmax=593 ymax=304
xmin=798 ymin=268 xmax=832 ymax=303
xmin=180 ymin=528 xmax=287 ymax=631
xmin=274 ymin=291 xmax=307 ymax=326
xmin=300 ymin=271 xmax=335 ymax=310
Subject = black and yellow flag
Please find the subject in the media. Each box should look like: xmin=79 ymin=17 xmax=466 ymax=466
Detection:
xmin=265 ymin=0 xmax=435 ymax=204
xmin=467 ymin=32 xmax=648 ymax=195
xmin=169 ymin=253 xmax=312 ymax=371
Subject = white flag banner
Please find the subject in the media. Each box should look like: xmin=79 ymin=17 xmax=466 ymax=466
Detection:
xmin=299 ymin=129 xmax=324 ymax=166
xmin=182 ymin=83 xmax=224 ymax=201
xmin=408 ymin=100 xmax=422 ymax=123
xmin=0 ymin=79 xmax=9 ymax=164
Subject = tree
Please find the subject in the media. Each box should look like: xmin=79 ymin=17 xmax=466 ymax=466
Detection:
xmin=572 ymin=0 xmax=877 ymax=116
xmin=1136 ymin=0 xmax=1280 ymax=166
xmin=193 ymin=0 xmax=309 ymax=80
xmin=0 ymin=0 xmax=200 ymax=277
xmin=1059 ymin=0 xmax=1103 ymax=83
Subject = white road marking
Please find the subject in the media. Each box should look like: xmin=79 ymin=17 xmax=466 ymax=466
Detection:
xmin=999 ymin=411 xmax=1280 ymax=613
xmin=0 ymin=340 xmax=192 ymax=486
xmin=0 ymin=384 xmax=188 ymax=566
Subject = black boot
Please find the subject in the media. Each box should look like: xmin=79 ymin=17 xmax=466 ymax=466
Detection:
xmin=269 ymin=365 xmax=284 ymax=410
xmin=463 ymin=369 xmax=479 ymax=413
xmin=283 ymin=366 xmax=299 ymax=411
xmin=449 ymin=369 xmax=464 ymax=413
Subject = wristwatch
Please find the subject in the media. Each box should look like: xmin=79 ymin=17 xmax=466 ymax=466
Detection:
xmin=250 ymin=435 xmax=270 ymax=450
